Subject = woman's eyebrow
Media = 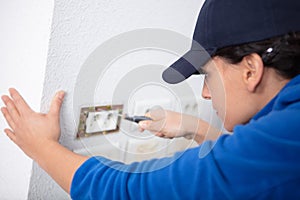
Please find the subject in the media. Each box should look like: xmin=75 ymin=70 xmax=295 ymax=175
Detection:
xmin=199 ymin=67 xmax=208 ymax=74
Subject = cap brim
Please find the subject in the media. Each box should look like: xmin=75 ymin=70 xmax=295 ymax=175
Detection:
xmin=162 ymin=49 xmax=214 ymax=84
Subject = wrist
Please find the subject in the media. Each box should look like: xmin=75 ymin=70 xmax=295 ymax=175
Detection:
xmin=181 ymin=115 xmax=201 ymax=138
xmin=30 ymin=139 xmax=60 ymax=161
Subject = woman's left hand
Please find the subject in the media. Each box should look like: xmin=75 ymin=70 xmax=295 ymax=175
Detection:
xmin=1 ymin=88 xmax=65 ymax=160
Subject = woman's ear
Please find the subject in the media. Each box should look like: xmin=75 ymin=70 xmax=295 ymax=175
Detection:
xmin=242 ymin=53 xmax=264 ymax=92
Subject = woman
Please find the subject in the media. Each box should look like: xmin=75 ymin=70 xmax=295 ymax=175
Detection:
xmin=140 ymin=32 xmax=300 ymax=144
xmin=1 ymin=0 xmax=300 ymax=199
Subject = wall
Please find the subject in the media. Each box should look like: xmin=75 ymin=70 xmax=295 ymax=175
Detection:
xmin=0 ymin=0 xmax=221 ymax=199
xmin=27 ymin=1 xmax=211 ymax=199
xmin=0 ymin=0 xmax=222 ymax=199
xmin=0 ymin=0 xmax=54 ymax=199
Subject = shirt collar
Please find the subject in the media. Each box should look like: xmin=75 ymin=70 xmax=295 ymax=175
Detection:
xmin=251 ymin=74 xmax=300 ymax=121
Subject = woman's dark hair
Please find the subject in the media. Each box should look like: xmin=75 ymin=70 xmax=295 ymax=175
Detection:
xmin=213 ymin=32 xmax=300 ymax=79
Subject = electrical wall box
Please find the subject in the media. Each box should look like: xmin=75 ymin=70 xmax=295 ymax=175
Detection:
xmin=77 ymin=104 xmax=123 ymax=138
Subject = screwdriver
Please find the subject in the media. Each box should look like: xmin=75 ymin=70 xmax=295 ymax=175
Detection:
xmin=123 ymin=114 xmax=153 ymax=123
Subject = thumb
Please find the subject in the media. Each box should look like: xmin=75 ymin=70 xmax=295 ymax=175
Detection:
xmin=139 ymin=120 xmax=151 ymax=130
xmin=139 ymin=119 xmax=164 ymax=133
xmin=49 ymin=91 xmax=65 ymax=117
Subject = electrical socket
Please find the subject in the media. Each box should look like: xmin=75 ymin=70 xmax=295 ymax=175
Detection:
xmin=77 ymin=105 xmax=123 ymax=138
xmin=132 ymin=98 xmax=173 ymax=116
xmin=177 ymin=96 xmax=200 ymax=117
xmin=85 ymin=110 xmax=119 ymax=133
xmin=125 ymin=137 xmax=168 ymax=163
xmin=74 ymin=141 xmax=123 ymax=162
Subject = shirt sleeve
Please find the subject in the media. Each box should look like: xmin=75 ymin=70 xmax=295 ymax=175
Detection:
xmin=70 ymin=139 xmax=233 ymax=200
xmin=70 ymin=109 xmax=300 ymax=200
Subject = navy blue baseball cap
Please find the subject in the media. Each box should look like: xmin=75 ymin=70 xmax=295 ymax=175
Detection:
xmin=162 ymin=0 xmax=300 ymax=84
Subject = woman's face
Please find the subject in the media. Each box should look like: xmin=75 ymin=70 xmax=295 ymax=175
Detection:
xmin=201 ymin=57 xmax=255 ymax=131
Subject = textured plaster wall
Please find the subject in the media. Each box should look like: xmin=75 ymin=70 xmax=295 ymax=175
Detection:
xmin=28 ymin=0 xmax=207 ymax=199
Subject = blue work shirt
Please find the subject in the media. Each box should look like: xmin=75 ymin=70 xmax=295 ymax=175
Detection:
xmin=71 ymin=75 xmax=300 ymax=200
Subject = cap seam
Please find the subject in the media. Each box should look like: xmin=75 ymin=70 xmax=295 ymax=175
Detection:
xmin=206 ymin=0 xmax=212 ymax=49
xmin=268 ymin=0 xmax=277 ymax=34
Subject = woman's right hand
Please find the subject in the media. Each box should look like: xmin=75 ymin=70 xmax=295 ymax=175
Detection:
xmin=138 ymin=109 xmax=201 ymax=140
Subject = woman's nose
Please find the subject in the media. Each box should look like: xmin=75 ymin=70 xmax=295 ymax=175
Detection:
xmin=201 ymin=82 xmax=211 ymax=100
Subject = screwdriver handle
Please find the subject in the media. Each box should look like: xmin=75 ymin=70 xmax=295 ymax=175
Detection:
xmin=125 ymin=115 xmax=153 ymax=123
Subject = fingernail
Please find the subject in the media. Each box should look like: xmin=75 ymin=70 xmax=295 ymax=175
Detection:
xmin=8 ymin=88 xmax=15 ymax=97
xmin=57 ymin=91 xmax=65 ymax=100
xmin=139 ymin=121 xmax=148 ymax=128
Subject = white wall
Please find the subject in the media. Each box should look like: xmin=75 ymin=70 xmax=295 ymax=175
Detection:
xmin=27 ymin=1 xmax=215 ymax=199
xmin=0 ymin=1 xmax=54 ymax=199
xmin=0 ymin=0 xmax=221 ymax=199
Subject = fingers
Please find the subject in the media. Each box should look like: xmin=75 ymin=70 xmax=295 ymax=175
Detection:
xmin=144 ymin=112 xmax=151 ymax=118
xmin=139 ymin=120 xmax=165 ymax=133
xmin=138 ymin=127 xmax=145 ymax=132
xmin=139 ymin=120 xmax=152 ymax=130
xmin=139 ymin=120 xmax=172 ymax=139
xmin=1 ymin=107 xmax=16 ymax=130
xmin=139 ymin=121 xmax=163 ymax=137
xmin=146 ymin=108 xmax=166 ymax=120
xmin=49 ymin=91 xmax=65 ymax=117
xmin=1 ymin=95 xmax=20 ymax=121
xmin=9 ymin=88 xmax=32 ymax=115
xmin=143 ymin=109 xmax=167 ymax=131
xmin=154 ymin=132 xmax=164 ymax=137
xmin=4 ymin=128 xmax=16 ymax=143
